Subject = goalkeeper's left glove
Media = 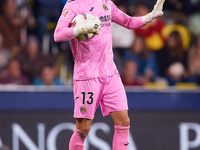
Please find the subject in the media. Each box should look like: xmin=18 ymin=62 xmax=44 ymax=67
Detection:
xmin=142 ymin=0 xmax=165 ymax=24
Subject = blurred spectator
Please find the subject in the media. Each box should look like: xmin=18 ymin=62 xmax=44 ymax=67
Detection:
xmin=124 ymin=36 xmax=159 ymax=84
xmin=32 ymin=0 xmax=63 ymax=43
xmin=0 ymin=34 xmax=9 ymax=72
xmin=0 ymin=59 xmax=30 ymax=85
xmin=161 ymin=24 xmax=191 ymax=50
xmin=156 ymin=31 xmax=196 ymax=85
xmin=189 ymin=3 xmax=200 ymax=36
xmin=164 ymin=0 xmax=192 ymax=14
xmin=121 ymin=61 xmax=143 ymax=86
xmin=112 ymin=2 xmax=135 ymax=73
xmin=163 ymin=0 xmax=191 ymax=25
xmin=0 ymin=0 xmax=20 ymax=50
xmin=134 ymin=3 xmax=165 ymax=51
xmin=10 ymin=44 xmax=22 ymax=59
xmin=188 ymin=34 xmax=200 ymax=84
xmin=16 ymin=35 xmax=56 ymax=81
xmin=33 ymin=65 xmax=64 ymax=85
xmin=17 ymin=0 xmax=36 ymax=36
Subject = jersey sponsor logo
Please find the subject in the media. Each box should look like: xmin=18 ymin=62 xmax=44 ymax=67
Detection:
xmin=102 ymin=3 xmax=108 ymax=11
xmin=99 ymin=15 xmax=111 ymax=22
xmin=80 ymin=105 xmax=86 ymax=113
xmin=99 ymin=15 xmax=111 ymax=27
xmin=62 ymin=10 xmax=71 ymax=18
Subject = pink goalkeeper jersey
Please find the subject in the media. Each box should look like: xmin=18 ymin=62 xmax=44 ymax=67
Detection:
xmin=54 ymin=0 xmax=145 ymax=80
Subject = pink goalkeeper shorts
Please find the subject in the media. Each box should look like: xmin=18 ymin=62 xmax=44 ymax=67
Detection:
xmin=73 ymin=73 xmax=128 ymax=119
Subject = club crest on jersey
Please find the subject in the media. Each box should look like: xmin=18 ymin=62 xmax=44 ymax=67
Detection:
xmin=102 ymin=3 xmax=108 ymax=11
xmin=62 ymin=10 xmax=71 ymax=18
xmin=80 ymin=106 xmax=86 ymax=113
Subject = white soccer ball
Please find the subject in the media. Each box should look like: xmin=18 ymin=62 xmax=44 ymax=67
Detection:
xmin=71 ymin=13 xmax=95 ymax=41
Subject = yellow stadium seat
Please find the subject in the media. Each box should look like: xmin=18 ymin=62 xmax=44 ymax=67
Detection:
xmin=175 ymin=83 xmax=198 ymax=90
xmin=144 ymin=82 xmax=168 ymax=90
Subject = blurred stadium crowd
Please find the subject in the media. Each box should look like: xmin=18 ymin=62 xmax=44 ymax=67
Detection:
xmin=0 ymin=0 xmax=200 ymax=86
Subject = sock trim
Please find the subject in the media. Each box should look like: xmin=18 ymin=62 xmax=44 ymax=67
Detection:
xmin=114 ymin=125 xmax=130 ymax=130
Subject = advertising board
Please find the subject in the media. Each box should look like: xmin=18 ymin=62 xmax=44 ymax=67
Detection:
xmin=1 ymin=111 xmax=200 ymax=150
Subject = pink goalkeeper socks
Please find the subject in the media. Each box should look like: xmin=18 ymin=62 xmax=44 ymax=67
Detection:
xmin=113 ymin=125 xmax=130 ymax=150
xmin=69 ymin=128 xmax=88 ymax=150
xmin=69 ymin=126 xmax=130 ymax=150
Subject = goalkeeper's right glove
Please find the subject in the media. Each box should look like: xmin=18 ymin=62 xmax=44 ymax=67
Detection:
xmin=73 ymin=16 xmax=101 ymax=37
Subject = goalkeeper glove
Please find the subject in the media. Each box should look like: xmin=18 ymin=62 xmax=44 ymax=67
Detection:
xmin=73 ymin=16 xmax=101 ymax=37
xmin=142 ymin=0 xmax=165 ymax=24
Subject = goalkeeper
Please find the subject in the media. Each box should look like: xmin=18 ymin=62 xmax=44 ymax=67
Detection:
xmin=54 ymin=0 xmax=165 ymax=149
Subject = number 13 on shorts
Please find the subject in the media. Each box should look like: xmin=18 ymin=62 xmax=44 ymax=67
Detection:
xmin=73 ymin=78 xmax=102 ymax=119
xmin=81 ymin=92 xmax=94 ymax=105
xmin=73 ymin=88 xmax=99 ymax=119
